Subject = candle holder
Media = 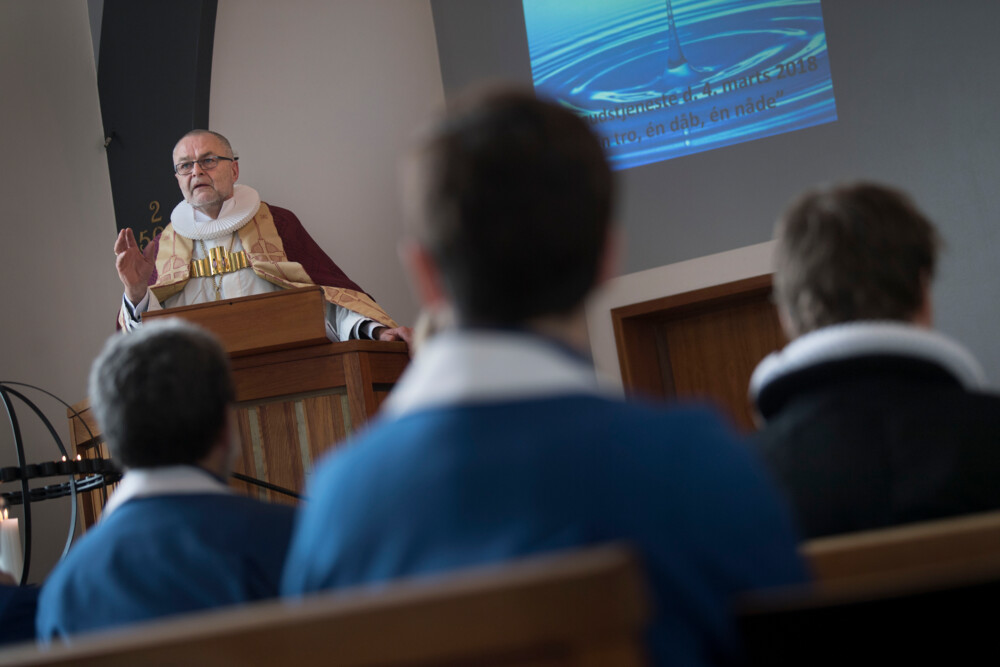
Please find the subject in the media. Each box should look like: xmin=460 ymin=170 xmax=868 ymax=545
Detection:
xmin=0 ymin=382 xmax=123 ymax=586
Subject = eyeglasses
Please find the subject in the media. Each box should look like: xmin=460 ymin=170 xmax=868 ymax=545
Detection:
xmin=174 ymin=155 xmax=237 ymax=175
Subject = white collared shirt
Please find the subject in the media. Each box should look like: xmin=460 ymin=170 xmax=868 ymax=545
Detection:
xmin=382 ymin=329 xmax=618 ymax=418
xmin=100 ymin=465 xmax=231 ymax=521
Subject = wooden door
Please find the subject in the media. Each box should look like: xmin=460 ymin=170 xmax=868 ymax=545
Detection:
xmin=612 ymin=275 xmax=784 ymax=432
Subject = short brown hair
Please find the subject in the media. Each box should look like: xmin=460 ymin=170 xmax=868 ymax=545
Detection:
xmin=773 ymin=182 xmax=941 ymax=337
xmin=405 ymin=87 xmax=614 ymax=326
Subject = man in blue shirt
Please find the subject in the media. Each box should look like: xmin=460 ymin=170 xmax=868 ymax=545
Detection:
xmin=38 ymin=320 xmax=295 ymax=640
xmin=282 ymin=88 xmax=807 ymax=666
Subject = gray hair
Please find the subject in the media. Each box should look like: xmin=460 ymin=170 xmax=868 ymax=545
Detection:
xmin=174 ymin=129 xmax=235 ymax=158
xmin=89 ymin=319 xmax=234 ymax=469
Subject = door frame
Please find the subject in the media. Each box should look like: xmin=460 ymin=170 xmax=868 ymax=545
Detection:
xmin=611 ymin=274 xmax=774 ymax=399
xmin=585 ymin=240 xmax=777 ymax=390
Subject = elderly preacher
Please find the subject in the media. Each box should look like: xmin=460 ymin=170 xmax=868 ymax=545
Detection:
xmin=114 ymin=129 xmax=410 ymax=344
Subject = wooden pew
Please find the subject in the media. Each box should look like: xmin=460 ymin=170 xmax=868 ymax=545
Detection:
xmin=736 ymin=511 xmax=1000 ymax=665
xmin=803 ymin=508 xmax=1000 ymax=592
xmin=0 ymin=545 xmax=649 ymax=667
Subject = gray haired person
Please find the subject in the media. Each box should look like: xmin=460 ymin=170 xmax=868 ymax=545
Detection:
xmin=38 ymin=319 xmax=295 ymax=640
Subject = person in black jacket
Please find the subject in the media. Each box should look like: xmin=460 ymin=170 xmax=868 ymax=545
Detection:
xmin=751 ymin=182 xmax=1000 ymax=539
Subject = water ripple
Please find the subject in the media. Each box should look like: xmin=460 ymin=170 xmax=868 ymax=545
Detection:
xmin=524 ymin=0 xmax=838 ymax=170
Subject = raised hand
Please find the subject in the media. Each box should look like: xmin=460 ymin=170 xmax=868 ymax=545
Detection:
xmin=114 ymin=228 xmax=157 ymax=304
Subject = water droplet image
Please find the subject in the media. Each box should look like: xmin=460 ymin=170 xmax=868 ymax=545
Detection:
xmin=523 ymin=0 xmax=838 ymax=170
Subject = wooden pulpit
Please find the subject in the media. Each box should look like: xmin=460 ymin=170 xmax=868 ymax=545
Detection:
xmin=68 ymin=287 xmax=409 ymax=527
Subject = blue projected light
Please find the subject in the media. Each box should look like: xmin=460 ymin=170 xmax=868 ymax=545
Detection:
xmin=523 ymin=0 xmax=838 ymax=171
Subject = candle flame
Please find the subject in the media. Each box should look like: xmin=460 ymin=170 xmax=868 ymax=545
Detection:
xmin=1 ymin=508 xmax=6 ymax=521
xmin=61 ymin=455 xmax=67 ymax=462
xmin=77 ymin=454 xmax=82 ymax=461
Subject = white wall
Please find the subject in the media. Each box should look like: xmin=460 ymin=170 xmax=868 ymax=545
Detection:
xmin=0 ymin=1 xmax=120 ymax=583
xmin=210 ymin=0 xmax=446 ymax=327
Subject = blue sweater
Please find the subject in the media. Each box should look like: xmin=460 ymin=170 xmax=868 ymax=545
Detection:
xmin=38 ymin=494 xmax=295 ymax=640
xmin=283 ymin=395 xmax=807 ymax=666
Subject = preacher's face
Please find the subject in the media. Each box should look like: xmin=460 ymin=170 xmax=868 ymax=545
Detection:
xmin=172 ymin=133 xmax=239 ymax=214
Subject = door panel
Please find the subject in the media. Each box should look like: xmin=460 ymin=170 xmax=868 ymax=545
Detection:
xmin=612 ymin=275 xmax=784 ymax=432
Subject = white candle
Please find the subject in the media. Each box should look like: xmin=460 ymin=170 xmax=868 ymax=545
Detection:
xmin=0 ymin=509 xmax=23 ymax=582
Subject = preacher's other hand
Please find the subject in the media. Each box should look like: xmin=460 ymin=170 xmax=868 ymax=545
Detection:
xmin=114 ymin=228 xmax=156 ymax=304
xmin=374 ymin=325 xmax=413 ymax=347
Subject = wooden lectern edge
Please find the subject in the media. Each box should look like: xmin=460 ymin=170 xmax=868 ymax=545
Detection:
xmin=142 ymin=287 xmax=329 ymax=358
xmin=143 ymin=285 xmax=325 ymax=315
xmin=68 ymin=339 xmax=411 ymax=413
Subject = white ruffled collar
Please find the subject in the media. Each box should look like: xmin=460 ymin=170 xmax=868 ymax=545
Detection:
xmin=170 ymin=184 xmax=261 ymax=240
xmin=749 ymin=321 xmax=986 ymax=401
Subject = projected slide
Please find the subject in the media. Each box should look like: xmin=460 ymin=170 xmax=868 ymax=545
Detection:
xmin=523 ymin=0 xmax=837 ymax=171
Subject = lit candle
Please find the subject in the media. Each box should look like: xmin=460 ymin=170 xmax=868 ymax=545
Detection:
xmin=0 ymin=508 xmax=23 ymax=582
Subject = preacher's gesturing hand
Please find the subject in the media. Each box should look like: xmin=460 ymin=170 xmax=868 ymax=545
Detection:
xmin=114 ymin=228 xmax=156 ymax=305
